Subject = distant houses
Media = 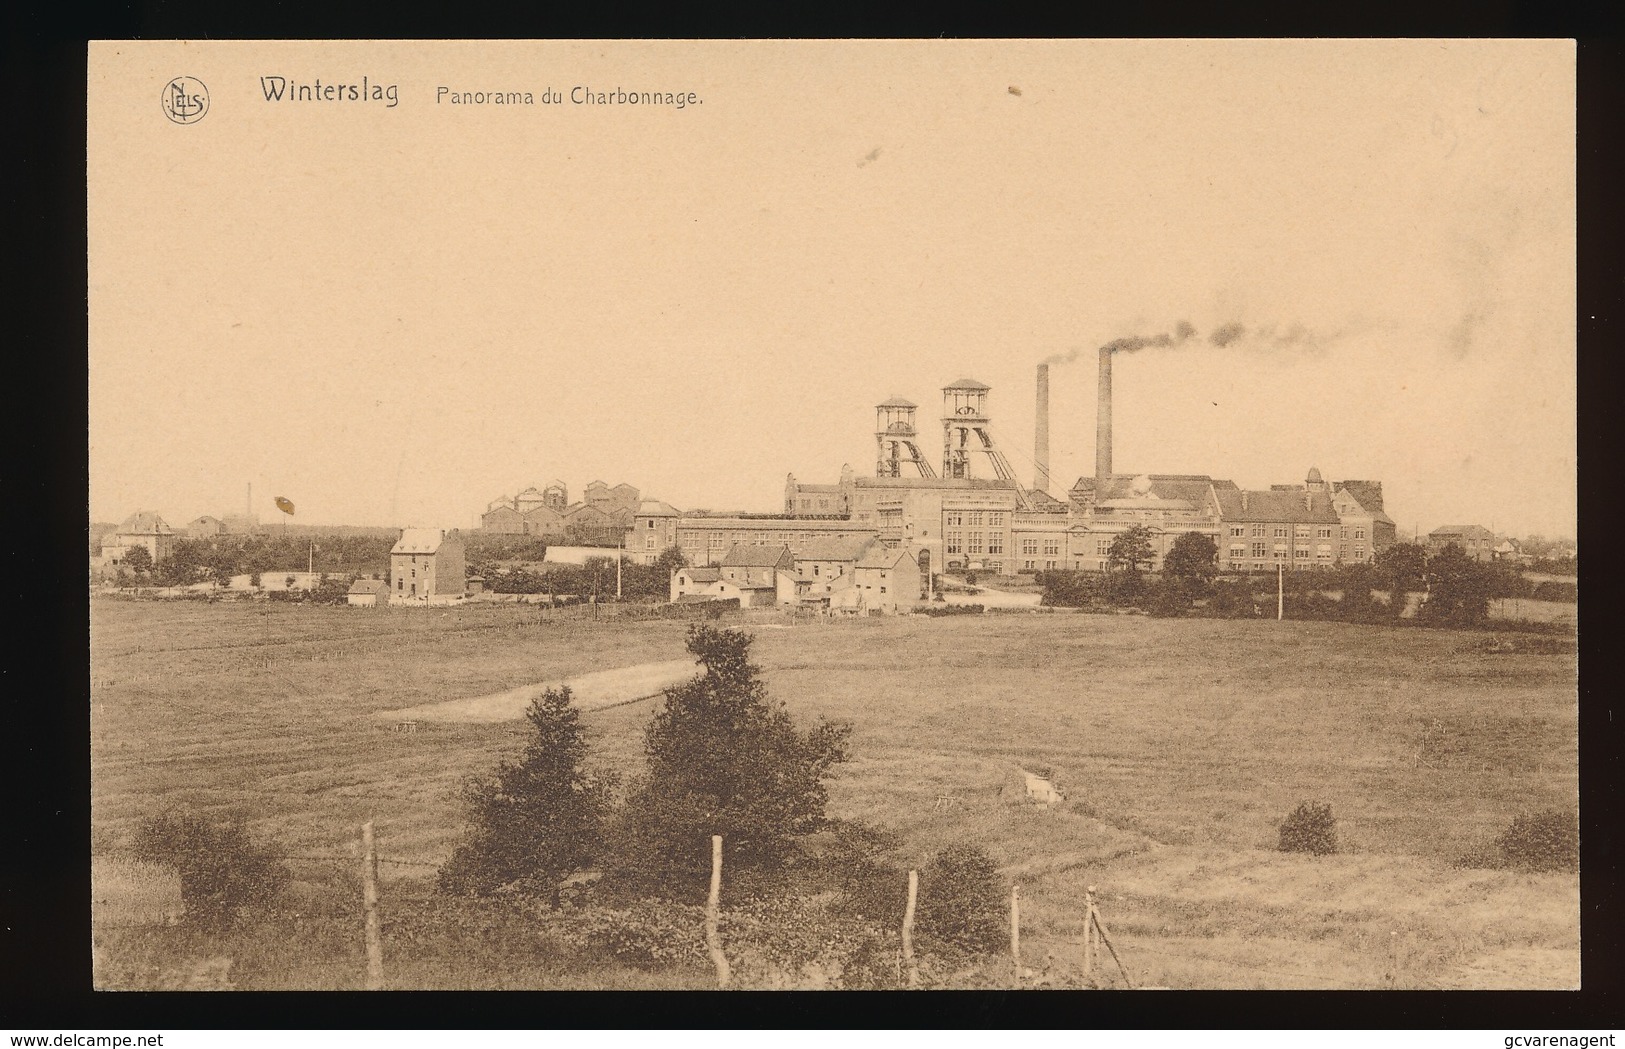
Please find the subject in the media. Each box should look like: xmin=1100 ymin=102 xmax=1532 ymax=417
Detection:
xmin=1427 ymin=524 xmax=1498 ymax=562
xmin=100 ymin=512 xmax=176 ymax=566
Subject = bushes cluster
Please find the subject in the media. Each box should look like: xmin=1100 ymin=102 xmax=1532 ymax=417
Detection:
xmin=916 ymin=842 xmax=1006 ymax=953
xmin=1277 ymin=801 xmax=1338 ymax=856
xmin=1494 ymin=810 xmax=1579 ymax=873
xmin=920 ymin=603 xmax=984 ymax=617
xmin=130 ymin=812 xmax=291 ymax=928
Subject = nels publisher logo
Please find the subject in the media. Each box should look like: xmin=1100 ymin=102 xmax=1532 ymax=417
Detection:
xmin=161 ymin=77 xmax=209 ymax=124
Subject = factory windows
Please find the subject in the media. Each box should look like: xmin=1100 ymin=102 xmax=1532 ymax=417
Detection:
xmin=1022 ymin=539 xmax=1038 ymax=555
xmin=1023 ymin=559 xmax=1036 ymax=571
xmin=1354 ymin=528 xmax=1366 ymax=540
xmin=1340 ymin=526 xmax=1348 ymax=540
xmin=1295 ymin=549 xmax=1310 ymax=558
xmin=1318 ymin=527 xmax=1332 ymax=538
xmin=968 ymin=511 xmax=984 ymax=526
xmin=1045 ymin=560 xmax=1057 ymax=570
xmin=1097 ymin=540 xmax=1111 ymax=556
xmin=946 ymin=531 xmax=963 ymax=554
xmin=1274 ymin=527 xmax=1288 ymax=538
xmin=988 ymin=535 xmax=1004 ymax=554
xmin=1252 ymin=525 xmax=1265 ymax=538
xmin=1295 ymin=526 xmax=1311 ymax=539
xmin=1230 ymin=544 xmax=1247 ymax=557
xmin=988 ymin=513 xmax=1005 ymax=526
xmin=1043 ymin=539 xmax=1060 ymax=556
xmin=987 ymin=561 xmax=1002 ymax=573
xmin=968 ymin=531 xmax=985 ymax=554
xmin=945 ymin=511 xmax=963 ymax=527
xmin=645 ymin=536 xmax=655 ymax=550
xmin=1230 ymin=526 xmax=1245 ymax=537
xmin=1354 ymin=546 xmax=1366 ymax=560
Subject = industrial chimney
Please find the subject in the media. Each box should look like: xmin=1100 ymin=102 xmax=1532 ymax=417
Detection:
xmin=1095 ymin=347 xmax=1113 ymax=495
xmin=1034 ymin=363 xmax=1051 ymax=494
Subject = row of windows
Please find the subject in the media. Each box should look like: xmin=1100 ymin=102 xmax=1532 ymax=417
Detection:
xmin=943 ymin=511 xmax=1007 ymax=527
xmin=1230 ymin=524 xmax=1366 ymax=539
xmin=1019 ymin=539 xmax=1063 ymax=556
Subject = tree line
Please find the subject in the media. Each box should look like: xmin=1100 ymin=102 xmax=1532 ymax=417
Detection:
xmin=1036 ymin=526 xmax=1556 ymax=628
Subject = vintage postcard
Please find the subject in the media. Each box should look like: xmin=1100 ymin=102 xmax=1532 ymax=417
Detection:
xmin=88 ymin=39 xmax=1577 ymax=991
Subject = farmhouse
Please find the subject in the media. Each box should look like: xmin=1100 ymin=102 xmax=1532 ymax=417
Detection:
xmin=390 ymin=528 xmax=467 ymax=605
xmin=670 ymin=566 xmax=721 ymax=602
xmin=346 ymin=578 xmax=388 ymax=607
xmin=717 ymin=544 xmax=797 ymax=607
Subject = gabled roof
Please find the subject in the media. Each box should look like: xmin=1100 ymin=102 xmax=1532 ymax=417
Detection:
xmin=347 ymin=578 xmax=387 ymax=595
xmin=877 ymin=396 xmax=917 ymax=408
xmin=719 ymin=543 xmax=794 ymax=568
xmin=392 ymin=528 xmax=457 ymax=554
xmin=115 ymin=512 xmax=174 ymax=535
xmin=857 ymin=546 xmax=916 ymax=570
xmin=1334 ymin=480 xmax=1385 ymax=513
xmin=1073 ymin=475 xmax=1233 ymax=504
xmin=679 ymin=567 xmax=722 ymax=583
xmin=943 ymin=378 xmax=990 ymax=390
xmin=795 ymin=536 xmax=877 ymax=563
xmin=1430 ymin=524 xmax=1495 ymax=541
xmin=1212 ymin=488 xmax=1340 ymax=524
xmin=637 ymin=499 xmax=682 ymax=516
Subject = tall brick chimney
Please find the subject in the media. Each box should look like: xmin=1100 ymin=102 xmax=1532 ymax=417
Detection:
xmin=1095 ymin=347 xmax=1113 ymax=495
xmin=1034 ymin=363 xmax=1051 ymax=494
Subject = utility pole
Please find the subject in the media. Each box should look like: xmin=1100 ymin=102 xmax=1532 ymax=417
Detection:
xmin=1277 ymin=562 xmax=1284 ymax=621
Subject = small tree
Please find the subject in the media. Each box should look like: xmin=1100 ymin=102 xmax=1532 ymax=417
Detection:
xmin=1374 ymin=542 xmax=1428 ymax=617
xmin=1107 ymin=525 xmax=1156 ymax=577
xmin=123 ymin=545 xmax=153 ymax=575
xmin=1423 ymin=543 xmax=1496 ymax=627
xmin=613 ymin=626 xmax=851 ymax=895
xmin=438 ymin=686 xmax=613 ymax=900
xmin=916 ymin=842 xmax=1005 ymax=954
xmin=131 ymin=811 xmax=290 ymax=928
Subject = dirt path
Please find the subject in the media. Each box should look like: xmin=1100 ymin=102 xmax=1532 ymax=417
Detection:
xmin=375 ymin=658 xmax=698 ymax=723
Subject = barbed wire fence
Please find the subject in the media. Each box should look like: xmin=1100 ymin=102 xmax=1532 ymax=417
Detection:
xmin=96 ymin=820 xmax=1412 ymax=990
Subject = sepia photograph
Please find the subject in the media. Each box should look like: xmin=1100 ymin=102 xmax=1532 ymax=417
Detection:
xmin=86 ymin=39 xmax=1578 ymax=993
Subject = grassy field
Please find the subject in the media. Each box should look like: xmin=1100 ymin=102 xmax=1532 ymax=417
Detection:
xmin=90 ymin=599 xmax=1579 ymax=989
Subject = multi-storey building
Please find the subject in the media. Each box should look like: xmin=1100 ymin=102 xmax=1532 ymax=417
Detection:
xmin=389 ymin=528 xmax=467 ymax=604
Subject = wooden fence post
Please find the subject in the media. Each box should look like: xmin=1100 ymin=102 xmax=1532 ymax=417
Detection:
xmin=1010 ymin=883 xmax=1021 ymax=966
xmin=902 ymin=869 xmax=919 ymax=988
xmin=1083 ymin=884 xmax=1096 ymax=978
xmin=1089 ymin=892 xmax=1136 ymax=989
xmin=361 ymin=821 xmax=383 ymax=990
xmin=705 ymin=834 xmax=731 ymax=988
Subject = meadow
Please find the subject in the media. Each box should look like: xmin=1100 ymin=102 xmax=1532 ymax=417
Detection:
xmin=89 ymin=599 xmax=1579 ymax=989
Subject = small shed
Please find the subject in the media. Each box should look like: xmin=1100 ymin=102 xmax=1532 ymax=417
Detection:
xmin=347 ymin=578 xmax=388 ymax=607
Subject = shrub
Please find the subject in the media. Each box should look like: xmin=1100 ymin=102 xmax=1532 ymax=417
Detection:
xmin=828 ymin=821 xmax=907 ymax=927
xmin=920 ymin=603 xmax=983 ymax=617
xmin=1495 ymin=809 xmax=1578 ymax=873
xmin=1143 ymin=581 xmax=1189 ymax=618
xmin=130 ymin=811 xmax=291 ymax=928
xmin=438 ymin=686 xmax=614 ymax=900
xmin=1277 ymin=801 xmax=1338 ymax=856
xmin=916 ymin=842 xmax=1005 ymax=954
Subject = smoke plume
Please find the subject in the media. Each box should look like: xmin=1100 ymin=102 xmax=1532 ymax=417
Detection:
xmin=1045 ymin=320 xmax=1198 ymax=365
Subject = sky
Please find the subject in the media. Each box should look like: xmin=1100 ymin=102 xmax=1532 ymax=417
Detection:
xmin=89 ymin=40 xmax=1576 ymax=538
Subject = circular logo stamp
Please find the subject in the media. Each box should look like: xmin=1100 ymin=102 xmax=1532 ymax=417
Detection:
xmin=161 ymin=77 xmax=209 ymax=124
